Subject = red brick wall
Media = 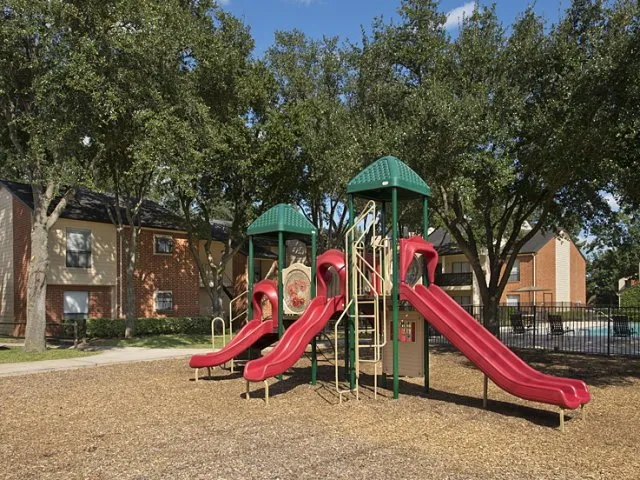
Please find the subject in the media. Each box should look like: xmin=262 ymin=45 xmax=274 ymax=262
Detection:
xmin=122 ymin=228 xmax=200 ymax=317
xmin=570 ymin=242 xmax=587 ymax=304
xmin=12 ymin=198 xmax=30 ymax=329
xmin=45 ymin=285 xmax=113 ymax=323
xmin=535 ymin=238 xmax=556 ymax=304
xmin=501 ymin=254 xmax=534 ymax=304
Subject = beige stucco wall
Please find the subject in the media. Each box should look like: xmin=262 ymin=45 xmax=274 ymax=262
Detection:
xmin=383 ymin=310 xmax=425 ymax=377
xmin=0 ymin=187 xmax=14 ymax=332
xmin=47 ymin=219 xmax=117 ymax=286
xmin=199 ymin=287 xmax=231 ymax=318
xmin=198 ymin=240 xmax=234 ymax=288
xmin=555 ymin=236 xmax=571 ymax=304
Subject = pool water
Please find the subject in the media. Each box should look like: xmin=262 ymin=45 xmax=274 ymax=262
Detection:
xmin=580 ymin=323 xmax=640 ymax=337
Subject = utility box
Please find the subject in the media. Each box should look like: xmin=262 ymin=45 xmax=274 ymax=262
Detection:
xmin=382 ymin=308 xmax=425 ymax=377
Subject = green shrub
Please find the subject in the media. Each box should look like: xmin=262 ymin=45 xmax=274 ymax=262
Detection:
xmin=86 ymin=318 xmax=125 ymax=338
xmin=621 ymin=284 xmax=640 ymax=308
xmin=85 ymin=316 xmax=212 ymax=339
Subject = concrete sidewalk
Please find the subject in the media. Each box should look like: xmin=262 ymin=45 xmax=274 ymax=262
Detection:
xmin=0 ymin=346 xmax=212 ymax=377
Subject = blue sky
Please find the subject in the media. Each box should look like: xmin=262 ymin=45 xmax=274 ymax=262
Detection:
xmin=218 ymin=0 xmax=571 ymax=56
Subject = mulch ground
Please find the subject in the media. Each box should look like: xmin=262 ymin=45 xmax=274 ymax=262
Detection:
xmin=1 ymin=347 xmax=639 ymax=479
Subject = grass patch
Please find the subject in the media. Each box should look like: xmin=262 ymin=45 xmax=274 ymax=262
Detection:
xmin=0 ymin=346 xmax=98 ymax=364
xmin=88 ymin=333 xmax=230 ymax=349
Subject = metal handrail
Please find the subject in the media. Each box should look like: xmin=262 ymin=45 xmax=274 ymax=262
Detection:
xmin=211 ymin=316 xmax=225 ymax=353
xmin=228 ymin=290 xmax=248 ymax=373
xmin=334 ymin=300 xmax=356 ymax=403
xmin=341 ymin=200 xmax=390 ymax=400
xmin=352 ymin=235 xmax=389 ymax=398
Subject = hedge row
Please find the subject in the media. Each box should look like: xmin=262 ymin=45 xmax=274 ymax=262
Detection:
xmin=79 ymin=317 xmax=213 ymax=339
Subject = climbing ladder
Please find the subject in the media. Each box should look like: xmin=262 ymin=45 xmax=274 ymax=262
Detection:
xmin=335 ymin=200 xmax=389 ymax=402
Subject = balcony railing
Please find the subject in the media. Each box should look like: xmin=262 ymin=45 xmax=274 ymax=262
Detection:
xmin=435 ymin=272 xmax=473 ymax=286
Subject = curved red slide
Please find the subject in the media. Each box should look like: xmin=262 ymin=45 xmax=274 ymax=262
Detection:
xmin=189 ymin=279 xmax=279 ymax=370
xmin=243 ymin=296 xmax=344 ymax=382
xmin=243 ymin=248 xmax=347 ymax=383
xmin=401 ymin=283 xmax=591 ymax=409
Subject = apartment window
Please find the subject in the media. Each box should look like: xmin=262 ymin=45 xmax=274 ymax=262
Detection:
xmin=452 ymin=295 xmax=472 ymax=306
xmin=66 ymin=229 xmax=92 ymax=268
xmin=155 ymin=291 xmax=173 ymax=312
xmin=506 ymin=295 xmax=520 ymax=307
xmin=451 ymin=261 xmax=471 ymax=273
xmin=63 ymin=291 xmax=89 ymax=320
xmin=154 ymin=235 xmax=174 ymax=255
xmin=509 ymin=259 xmax=521 ymax=282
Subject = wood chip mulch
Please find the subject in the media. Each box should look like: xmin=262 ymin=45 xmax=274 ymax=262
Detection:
xmin=1 ymin=347 xmax=639 ymax=479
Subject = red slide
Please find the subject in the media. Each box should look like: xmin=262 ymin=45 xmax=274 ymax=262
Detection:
xmin=189 ymin=279 xmax=279 ymax=370
xmin=399 ymin=236 xmax=590 ymax=410
xmin=243 ymin=296 xmax=343 ymax=382
xmin=243 ymin=248 xmax=347 ymax=383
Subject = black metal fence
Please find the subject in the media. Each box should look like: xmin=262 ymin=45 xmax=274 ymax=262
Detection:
xmin=428 ymin=304 xmax=640 ymax=358
xmin=0 ymin=321 xmax=83 ymax=345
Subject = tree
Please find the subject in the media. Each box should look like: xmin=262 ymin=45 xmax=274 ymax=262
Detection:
xmin=357 ymin=0 xmax=617 ymax=331
xmin=0 ymin=1 xmax=103 ymax=352
xmin=83 ymin=0 xmax=217 ymax=337
xmin=166 ymin=9 xmax=292 ymax=320
xmin=265 ymin=31 xmax=362 ymax=249
xmin=587 ymin=212 xmax=640 ymax=304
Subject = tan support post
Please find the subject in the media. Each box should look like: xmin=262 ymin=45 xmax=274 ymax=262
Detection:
xmin=195 ymin=368 xmax=199 ymax=382
xmin=207 ymin=367 xmax=211 ymax=378
xmin=483 ymin=374 xmax=488 ymax=409
xmin=559 ymin=408 xmax=565 ymax=432
xmin=264 ymin=380 xmax=269 ymax=406
xmin=245 ymin=380 xmax=250 ymax=400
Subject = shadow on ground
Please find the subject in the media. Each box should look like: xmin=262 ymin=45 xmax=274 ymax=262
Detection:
xmin=196 ymin=354 xmax=568 ymax=428
xmin=432 ymin=343 xmax=640 ymax=387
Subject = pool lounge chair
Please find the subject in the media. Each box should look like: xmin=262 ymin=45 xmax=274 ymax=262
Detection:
xmin=510 ymin=313 xmax=533 ymax=334
xmin=612 ymin=315 xmax=636 ymax=336
xmin=548 ymin=315 xmax=574 ymax=335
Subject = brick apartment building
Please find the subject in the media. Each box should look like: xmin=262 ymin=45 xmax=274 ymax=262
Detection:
xmin=429 ymin=228 xmax=587 ymax=307
xmin=0 ymin=181 xmax=275 ymax=334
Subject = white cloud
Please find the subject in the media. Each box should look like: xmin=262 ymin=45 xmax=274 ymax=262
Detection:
xmin=444 ymin=2 xmax=475 ymax=30
xmin=602 ymin=192 xmax=620 ymax=211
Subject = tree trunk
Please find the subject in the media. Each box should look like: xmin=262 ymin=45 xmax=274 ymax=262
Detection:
xmin=482 ymin=294 xmax=501 ymax=337
xmin=24 ymin=224 xmax=50 ymax=353
xmin=124 ymin=227 xmax=138 ymax=338
xmin=211 ymin=271 xmax=224 ymax=324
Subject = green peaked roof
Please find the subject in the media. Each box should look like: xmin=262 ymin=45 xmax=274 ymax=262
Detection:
xmin=347 ymin=155 xmax=431 ymax=201
xmin=248 ymin=203 xmax=316 ymax=238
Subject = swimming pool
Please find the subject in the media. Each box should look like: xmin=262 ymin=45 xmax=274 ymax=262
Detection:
xmin=579 ymin=323 xmax=640 ymax=337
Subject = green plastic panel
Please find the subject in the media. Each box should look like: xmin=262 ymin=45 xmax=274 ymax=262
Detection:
xmin=347 ymin=155 xmax=431 ymax=201
xmin=247 ymin=203 xmax=316 ymax=237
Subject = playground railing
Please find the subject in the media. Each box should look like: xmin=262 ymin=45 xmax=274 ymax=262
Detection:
xmin=426 ymin=303 xmax=640 ymax=358
xmin=334 ymin=299 xmax=356 ymax=403
xmin=228 ymin=290 xmax=248 ymax=373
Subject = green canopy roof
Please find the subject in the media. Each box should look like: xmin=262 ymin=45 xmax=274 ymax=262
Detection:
xmin=247 ymin=203 xmax=316 ymax=239
xmin=347 ymin=155 xmax=431 ymax=201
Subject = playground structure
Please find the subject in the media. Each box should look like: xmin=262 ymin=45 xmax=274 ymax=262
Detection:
xmin=189 ymin=155 xmax=591 ymax=430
